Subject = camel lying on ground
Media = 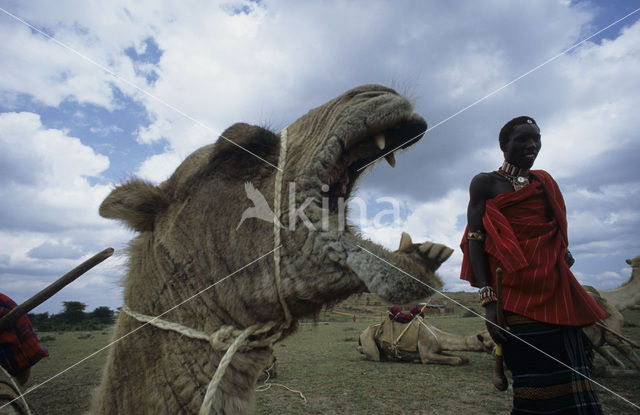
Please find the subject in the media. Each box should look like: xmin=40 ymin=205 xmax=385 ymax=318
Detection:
xmin=584 ymin=255 xmax=640 ymax=375
xmin=358 ymin=233 xmax=491 ymax=366
xmin=92 ymin=85 xmax=452 ymax=414
xmin=583 ymin=287 xmax=640 ymax=375
xmin=357 ymin=314 xmax=493 ymax=365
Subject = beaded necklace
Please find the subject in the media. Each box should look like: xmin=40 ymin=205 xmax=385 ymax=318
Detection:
xmin=495 ymin=160 xmax=530 ymax=191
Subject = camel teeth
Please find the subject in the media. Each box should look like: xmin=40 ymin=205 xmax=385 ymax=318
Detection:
xmin=398 ymin=232 xmax=413 ymax=252
xmin=418 ymin=242 xmax=432 ymax=254
xmin=384 ymin=152 xmax=396 ymax=168
xmin=374 ymin=133 xmax=386 ymax=150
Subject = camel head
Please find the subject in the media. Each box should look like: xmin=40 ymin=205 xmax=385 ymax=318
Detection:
xmin=626 ymin=255 xmax=640 ymax=268
xmin=475 ymin=330 xmax=495 ymax=353
xmin=99 ymin=84 xmax=450 ymax=333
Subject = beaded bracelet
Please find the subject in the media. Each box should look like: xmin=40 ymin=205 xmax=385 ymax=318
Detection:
xmin=478 ymin=286 xmax=497 ymax=306
xmin=467 ymin=230 xmax=485 ymax=241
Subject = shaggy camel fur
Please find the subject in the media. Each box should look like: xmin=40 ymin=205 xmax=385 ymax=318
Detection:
xmin=0 ymin=366 xmax=30 ymax=415
xmin=583 ymin=281 xmax=640 ymax=375
xmin=92 ymin=85 xmax=453 ymax=414
xmin=357 ymin=316 xmax=493 ymax=365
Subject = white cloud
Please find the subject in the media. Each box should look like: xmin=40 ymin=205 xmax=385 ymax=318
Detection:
xmin=573 ymin=268 xmax=631 ymax=290
xmin=0 ymin=22 xmax=115 ymax=109
xmin=529 ymin=22 xmax=640 ymax=179
xmin=0 ymin=111 xmax=130 ymax=312
xmin=563 ymin=183 xmax=639 ymax=261
xmin=0 ymin=112 xmax=111 ymax=228
xmin=136 ymin=150 xmax=185 ymax=183
xmin=403 ymin=189 xmax=468 ymax=249
xmin=359 ymin=189 xmax=469 ymax=291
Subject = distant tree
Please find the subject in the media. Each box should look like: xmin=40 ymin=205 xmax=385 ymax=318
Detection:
xmin=62 ymin=301 xmax=86 ymax=324
xmin=91 ymin=306 xmax=114 ymax=324
xmin=28 ymin=312 xmax=50 ymax=322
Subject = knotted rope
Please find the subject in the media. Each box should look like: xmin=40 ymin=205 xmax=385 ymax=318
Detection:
xmin=121 ymin=306 xmax=283 ymax=415
xmin=255 ymin=361 xmax=307 ymax=404
xmin=121 ymin=306 xmax=281 ymax=352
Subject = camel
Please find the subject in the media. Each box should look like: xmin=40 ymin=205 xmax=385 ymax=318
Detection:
xmin=92 ymin=85 xmax=454 ymax=414
xmin=583 ymin=287 xmax=640 ymax=375
xmin=582 ymin=256 xmax=640 ymax=375
xmin=357 ymin=314 xmax=494 ymax=365
xmin=596 ymin=255 xmax=640 ymax=312
xmin=358 ymin=238 xmax=492 ymax=367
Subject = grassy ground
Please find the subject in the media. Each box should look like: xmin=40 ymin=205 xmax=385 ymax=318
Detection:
xmin=24 ymin=330 xmax=113 ymax=415
xmin=17 ymin=294 xmax=640 ymax=414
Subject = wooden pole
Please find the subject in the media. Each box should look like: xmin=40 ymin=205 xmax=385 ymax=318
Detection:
xmin=493 ymin=268 xmax=508 ymax=391
xmin=0 ymin=247 xmax=114 ymax=332
xmin=595 ymin=321 xmax=640 ymax=349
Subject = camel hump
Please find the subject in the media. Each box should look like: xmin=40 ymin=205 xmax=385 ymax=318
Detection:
xmin=376 ymin=318 xmax=421 ymax=354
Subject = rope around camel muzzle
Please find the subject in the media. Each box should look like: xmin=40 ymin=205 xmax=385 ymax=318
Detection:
xmin=121 ymin=306 xmax=283 ymax=415
xmin=121 ymin=128 xmax=295 ymax=415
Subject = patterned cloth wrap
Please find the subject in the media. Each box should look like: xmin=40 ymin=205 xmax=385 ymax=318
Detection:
xmin=0 ymin=293 xmax=49 ymax=377
xmin=388 ymin=305 xmax=424 ymax=324
xmin=503 ymin=314 xmax=602 ymax=414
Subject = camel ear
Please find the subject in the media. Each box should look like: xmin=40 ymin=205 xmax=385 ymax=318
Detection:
xmin=99 ymin=180 xmax=169 ymax=232
xmin=210 ymin=123 xmax=280 ymax=173
xmin=398 ymin=232 xmax=413 ymax=252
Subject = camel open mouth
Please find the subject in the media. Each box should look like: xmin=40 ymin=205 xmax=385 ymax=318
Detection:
xmin=322 ymin=114 xmax=427 ymax=212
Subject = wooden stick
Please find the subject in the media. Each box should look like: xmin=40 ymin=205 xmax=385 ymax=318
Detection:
xmin=0 ymin=247 xmax=114 ymax=332
xmin=595 ymin=321 xmax=640 ymax=349
xmin=493 ymin=268 xmax=508 ymax=391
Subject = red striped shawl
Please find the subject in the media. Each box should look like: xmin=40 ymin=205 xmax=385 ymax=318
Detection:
xmin=460 ymin=170 xmax=605 ymax=326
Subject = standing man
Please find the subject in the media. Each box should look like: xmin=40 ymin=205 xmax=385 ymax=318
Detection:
xmin=460 ymin=116 xmax=605 ymax=414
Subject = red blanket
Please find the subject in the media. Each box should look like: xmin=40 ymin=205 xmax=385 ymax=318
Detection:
xmin=460 ymin=170 xmax=604 ymax=326
xmin=0 ymin=293 xmax=49 ymax=376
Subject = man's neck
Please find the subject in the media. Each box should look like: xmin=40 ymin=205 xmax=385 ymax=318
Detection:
xmin=499 ymin=160 xmax=529 ymax=178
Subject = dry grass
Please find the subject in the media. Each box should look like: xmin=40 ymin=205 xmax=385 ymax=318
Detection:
xmin=17 ymin=295 xmax=640 ymax=414
xmin=24 ymin=330 xmax=112 ymax=415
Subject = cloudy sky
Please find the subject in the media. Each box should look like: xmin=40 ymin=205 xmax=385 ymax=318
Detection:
xmin=1 ymin=1 xmax=639 ymax=314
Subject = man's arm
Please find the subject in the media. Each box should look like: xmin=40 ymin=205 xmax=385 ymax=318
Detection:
xmin=467 ymin=173 xmax=492 ymax=287
xmin=467 ymin=174 xmax=507 ymax=344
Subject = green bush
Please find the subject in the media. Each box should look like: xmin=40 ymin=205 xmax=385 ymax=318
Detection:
xmin=28 ymin=305 xmax=117 ymax=332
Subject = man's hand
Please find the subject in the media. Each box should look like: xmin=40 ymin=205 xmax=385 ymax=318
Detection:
xmin=565 ymin=250 xmax=575 ymax=268
xmin=484 ymin=302 xmax=509 ymax=345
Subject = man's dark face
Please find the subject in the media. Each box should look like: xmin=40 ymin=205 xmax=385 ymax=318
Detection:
xmin=503 ymin=127 xmax=541 ymax=170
